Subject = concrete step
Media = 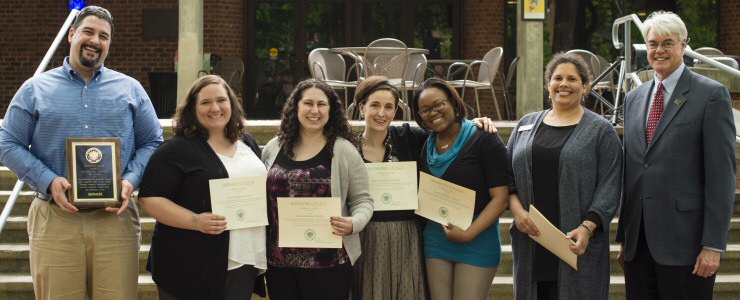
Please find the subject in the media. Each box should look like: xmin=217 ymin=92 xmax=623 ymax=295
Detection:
xmin=498 ymin=244 xmax=740 ymax=276
xmin=0 ymin=274 xmax=159 ymax=300
xmin=0 ymin=191 xmax=36 ymax=216
xmin=0 ymin=191 xmax=150 ymax=219
xmin=4 ymin=192 xmax=739 ymax=223
xmin=0 ymin=274 xmax=272 ymax=300
xmin=3 ymin=216 xmax=740 ymax=246
xmin=0 ymin=167 xmax=28 ymax=191
xmin=0 ymin=273 xmax=739 ymax=300
xmin=3 ymin=181 xmax=740 ymax=219
xmin=497 ymin=217 xmax=740 ymax=245
xmin=2 ymin=243 xmax=740 ymax=277
xmin=0 ymin=217 xmax=156 ymax=244
xmin=0 ymin=244 xmax=153 ymax=275
xmin=488 ymin=275 xmax=740 ymax=300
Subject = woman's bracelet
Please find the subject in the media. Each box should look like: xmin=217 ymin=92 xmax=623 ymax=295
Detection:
xmin=193 ymin=214 xmax=199 ymax=231
xmin=580 ymin=223 xmax=593 ymax=237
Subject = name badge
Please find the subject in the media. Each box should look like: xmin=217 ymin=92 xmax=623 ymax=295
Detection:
xmin=518 ymin=124 xmax=534 ymax=131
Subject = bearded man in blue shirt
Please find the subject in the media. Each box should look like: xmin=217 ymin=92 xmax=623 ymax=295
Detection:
xmin=0 ymin=6 xmax=163 ymax=299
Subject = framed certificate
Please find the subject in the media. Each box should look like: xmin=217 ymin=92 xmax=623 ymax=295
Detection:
xmin=65 ymin=138 xmax=122 ymax=209
xmin=365 ymin=161 xmax=418 ymax=211
xmin=415 ymin=172 xmax=475 ymax=230
xmin=277 ymin=197 xmax=342 ymax=248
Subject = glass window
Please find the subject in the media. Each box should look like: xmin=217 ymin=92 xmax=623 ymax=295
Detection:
xmin=414 ymin=4 xmax=453 ymax=59
xmin=254 ymin=3 xmax=294 ymax=110
xmin=306 ymin=3 xmax=346 ymax=51
xmin=361 ymin=3 xmax=402 ymax=45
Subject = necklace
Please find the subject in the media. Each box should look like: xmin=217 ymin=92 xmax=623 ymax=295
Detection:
xmin=358 ymin=129 xmax=395 ymax=162
xmin=438 ymin=125 xmax=462 ymax=150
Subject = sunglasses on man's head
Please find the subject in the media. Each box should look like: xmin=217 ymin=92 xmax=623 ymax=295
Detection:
xmin=78 ymin=6 xmax=113 ymax=21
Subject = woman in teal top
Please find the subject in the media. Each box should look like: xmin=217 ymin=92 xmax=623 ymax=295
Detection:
xmin=412 ymin=78 xmax=509 ymax=299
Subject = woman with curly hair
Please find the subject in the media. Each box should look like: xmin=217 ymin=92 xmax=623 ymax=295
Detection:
xmin=261 ymin=79 xmax=374 ymax=300
xmin=139 ymin=75 xmax=266 ymax=299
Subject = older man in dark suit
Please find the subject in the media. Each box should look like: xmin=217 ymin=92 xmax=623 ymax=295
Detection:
xmin=616 ymin=11 xmax=736 ymax=300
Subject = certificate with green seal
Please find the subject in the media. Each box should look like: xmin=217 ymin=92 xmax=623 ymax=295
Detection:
xmin=277 ymin=197 xmax=342 ymax=248
xmin=209 ymin=176 xmax=268 ymax=230
xmin=65 ymin=137 xmax=122 ymax=209
xmin=365 ymin=161 xmax=418 ymax=211
xmin=415 ymin=172 xmax=474 ymax=230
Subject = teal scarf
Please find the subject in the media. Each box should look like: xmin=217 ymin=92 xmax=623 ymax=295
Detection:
xmin=427 ymin=119 xmax=476 ymax=177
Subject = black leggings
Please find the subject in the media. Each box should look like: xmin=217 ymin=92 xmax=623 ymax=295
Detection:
xmin=156 ymin=265 xmax=258 ymax=300
xmin=266 ymin=263 xmax=353 ymax=300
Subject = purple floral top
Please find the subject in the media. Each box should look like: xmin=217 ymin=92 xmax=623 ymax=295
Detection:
xmin=265 ymin=146 xmax=350 ymax=268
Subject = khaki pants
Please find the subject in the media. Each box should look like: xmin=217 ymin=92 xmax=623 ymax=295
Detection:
xmin=28 ymin=198 xmax=140 ymax=300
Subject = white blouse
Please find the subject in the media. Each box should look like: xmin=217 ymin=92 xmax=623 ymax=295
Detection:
xmin=217 ymin=140 xmax=268 ymax=271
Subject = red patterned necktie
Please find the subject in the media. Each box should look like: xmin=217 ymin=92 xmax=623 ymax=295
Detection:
xmin=646 ymin=82 xmax=664 ymax=146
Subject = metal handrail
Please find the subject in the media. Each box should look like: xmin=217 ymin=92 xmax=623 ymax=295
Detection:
xmin=611 ymin=14 xmax=644 ymax=78
xmin=0 ymin=9 xmax=79 ymax=235
xmin=684 ymin=51 xmax=740 ymax=79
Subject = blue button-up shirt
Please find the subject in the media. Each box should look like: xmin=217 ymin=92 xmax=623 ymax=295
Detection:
xmin=0 ymin=57 xmax=163 ymax=194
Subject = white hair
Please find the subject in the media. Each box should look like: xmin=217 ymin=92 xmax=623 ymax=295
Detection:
xmin=641 ymin=11 xmax=688 ymax=42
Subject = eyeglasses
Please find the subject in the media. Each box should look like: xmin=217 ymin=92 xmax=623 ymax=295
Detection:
xmin=647 ymin=41 xmax=678 ymax=51
xmin=418 ymin=100 xmax=447 ymax=118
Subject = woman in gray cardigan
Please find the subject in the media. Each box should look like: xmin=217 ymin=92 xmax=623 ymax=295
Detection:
xmin=261 ymin=79 xmax=373 ymax=300
xmin=507 ymin=53 xmax=622 ymax=299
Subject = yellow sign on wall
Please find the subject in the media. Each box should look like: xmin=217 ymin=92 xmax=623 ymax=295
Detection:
xmin=523 ymin=0 xmax=546 ymax=21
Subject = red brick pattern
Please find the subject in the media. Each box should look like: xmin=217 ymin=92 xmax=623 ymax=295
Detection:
xmin=18 ymin=1 xmax=740 ymax=121
xmin=0 ymin=0 xmax=243 ymax=116
xmin=0 ymin=2 xmax=69 ymax=115
xmin=462 ymin=1 xmax=507 ymax=119
xmin=720 ymin=0 xmax=740 ymax=56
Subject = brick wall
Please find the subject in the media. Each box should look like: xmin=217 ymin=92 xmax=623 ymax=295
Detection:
xmin=0 ymin=0 xmax=243 ymax=117
xmin=203 ymin=1 xmax=244 ymax=70
xmin=462 ymin=0 xmax=507 ymax=119
xmin=0 ymin=2 xmax=69 ymax=115
xmin=720 ymin=0 xmax=740 ymax=56
xmin=13 ymin=1 xmax=738 ymax=121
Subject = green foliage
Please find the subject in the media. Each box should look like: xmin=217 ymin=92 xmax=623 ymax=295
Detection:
xmin=254 ymin=3 xmax=294 ymax=78
xmin=586 ymin=0 xmax=617 ymax=61
xmin=677 ymin=0 xmax=717 ymax=48
xmin=543 ymin=20 xmax=552 ymax=68
xmin=255 ymin=3 xmax=294 ymax=62
xmin=305 ymin=4 xmax=345 ymax=49
xmin=554 ymin=0 xmax=717 ymax=64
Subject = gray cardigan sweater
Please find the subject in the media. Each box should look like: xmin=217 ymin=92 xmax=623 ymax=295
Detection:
xmin=507 ymin=109 xmax=622 ymax=299
xmin=262 ymin=136 xmax=374 ymax=265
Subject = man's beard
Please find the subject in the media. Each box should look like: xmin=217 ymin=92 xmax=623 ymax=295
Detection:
xmin=79 ymin=54 xmax=100 ymax=68
xmin=78 ymin=46 xmax=101 ymax=68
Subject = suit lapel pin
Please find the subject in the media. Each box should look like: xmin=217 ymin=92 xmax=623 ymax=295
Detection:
xmin=674 ymin=99 xmax=682 ymax=106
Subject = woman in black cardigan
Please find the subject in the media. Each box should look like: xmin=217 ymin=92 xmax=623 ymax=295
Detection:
xmin=139 ymin=75 xmax=266 ymax=300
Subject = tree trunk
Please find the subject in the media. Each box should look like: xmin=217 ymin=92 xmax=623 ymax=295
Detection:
xmin=552 ymin=0 xmax=581 ymax=53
